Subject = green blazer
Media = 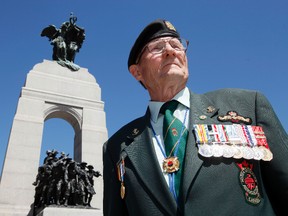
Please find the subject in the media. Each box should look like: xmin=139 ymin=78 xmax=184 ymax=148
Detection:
xmin=103 ymin=88 xmax=288 ymax=216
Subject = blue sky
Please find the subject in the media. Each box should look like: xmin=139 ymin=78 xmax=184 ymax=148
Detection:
xmin=0 ymin=0 xmax=287 ymax=175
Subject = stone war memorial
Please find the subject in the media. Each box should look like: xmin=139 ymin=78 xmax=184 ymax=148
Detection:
xmin=0 ymin=14 xmax=107 ymax=216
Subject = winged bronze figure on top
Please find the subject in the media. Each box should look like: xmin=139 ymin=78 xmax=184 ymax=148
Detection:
xmin=41 ymin=13 xmax=85 ymax=71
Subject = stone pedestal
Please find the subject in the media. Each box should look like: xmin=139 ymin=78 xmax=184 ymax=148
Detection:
xmin=36 ymin=206 xmax=102 ymax=216
xmin=0 ymin=60 xmax=107 ymax=215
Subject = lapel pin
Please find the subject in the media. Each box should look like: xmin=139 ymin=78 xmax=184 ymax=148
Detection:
xmin=132 ymin=128 xmax=139 ymax=136
xmin=207 ymin=106 xmax=215 ymax=113
xmin=199 ymin=115 xmax=207 ymax=120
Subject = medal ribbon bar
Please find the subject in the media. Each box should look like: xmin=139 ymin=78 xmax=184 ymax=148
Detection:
xmin=193 ymin=124 xmax=273 ymax=161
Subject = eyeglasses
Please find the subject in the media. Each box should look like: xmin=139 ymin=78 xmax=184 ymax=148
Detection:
xmin=136 ymin=37 xmax=189 ymax=63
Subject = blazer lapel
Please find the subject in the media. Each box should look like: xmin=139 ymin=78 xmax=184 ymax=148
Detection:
xmin=180 ymin=91 xmax=220 ymax=205
xmin=124 ymin=111 xmax=178 ymax=215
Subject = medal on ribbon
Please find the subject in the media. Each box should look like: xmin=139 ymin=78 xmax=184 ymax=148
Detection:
xmin=117 ymin=157 xmax=126 ymax=199
xmin=251 ymin=126 xmax=273 ymax=161
xmin=194 ymin=124 xmax=213 ymax=157
xmin=236 ymin=160 xmax=261 ymax=205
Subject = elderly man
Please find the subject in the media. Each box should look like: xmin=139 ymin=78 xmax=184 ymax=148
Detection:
xmin=103 ymin=19 xmax=288 ymax=216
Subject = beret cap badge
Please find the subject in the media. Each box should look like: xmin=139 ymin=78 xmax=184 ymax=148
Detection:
xmin=164 ymin=21 xmax=176 ymax=32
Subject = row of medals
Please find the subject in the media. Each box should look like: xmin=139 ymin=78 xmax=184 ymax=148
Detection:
xmin=194 ymin=124 xmax=273 ymax=161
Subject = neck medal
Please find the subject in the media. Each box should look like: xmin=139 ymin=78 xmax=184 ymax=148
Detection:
xmin=236 ymin=160 xmax=261 ymax=205
xmin=163 ymin=156 xmax=180 ymax=173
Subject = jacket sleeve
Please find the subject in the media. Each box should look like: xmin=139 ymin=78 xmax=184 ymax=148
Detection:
xmin=103 ymin=141 xmax=128 ymax=216
xmin=256 ymin=91 xmax=288 ymax=215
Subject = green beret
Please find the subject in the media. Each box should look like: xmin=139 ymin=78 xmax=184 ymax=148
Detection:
xmin=128 ymin=19 xmax=180 ymax=68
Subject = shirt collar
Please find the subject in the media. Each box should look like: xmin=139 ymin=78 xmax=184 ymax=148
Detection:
xmin=149 ymin=87 xmax=190 ymax=123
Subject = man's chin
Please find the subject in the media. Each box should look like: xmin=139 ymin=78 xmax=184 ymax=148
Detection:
xmin=163 ymin=69 xmax=187 ymax=77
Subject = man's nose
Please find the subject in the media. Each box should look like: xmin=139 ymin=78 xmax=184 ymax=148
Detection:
xmin=163 ymin=43 xmax=176 ymax=56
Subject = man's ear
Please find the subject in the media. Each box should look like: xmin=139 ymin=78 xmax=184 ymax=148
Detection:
xmin=129 ymin=65 xmax=147 ymax=89
xmin=129 ymin=65 xmax=142 ymax=81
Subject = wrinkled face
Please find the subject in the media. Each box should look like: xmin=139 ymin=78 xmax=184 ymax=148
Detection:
xmin=129 ymin=37 xmax=189 ymax=98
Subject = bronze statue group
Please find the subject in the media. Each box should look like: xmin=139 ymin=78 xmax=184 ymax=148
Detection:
xmin=41 ymin=13 xmax=85 ymax=71
xmin=32 ymin=149 xmax=101 ymax=210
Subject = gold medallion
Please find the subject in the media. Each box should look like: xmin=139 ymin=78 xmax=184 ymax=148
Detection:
xmin=117 ymin=158 xmax=126 ymax=199
xmin=120 ymin=183 xmax=125 ymax=199
xmin=163 ymin=156 xmax=180 ymax=173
